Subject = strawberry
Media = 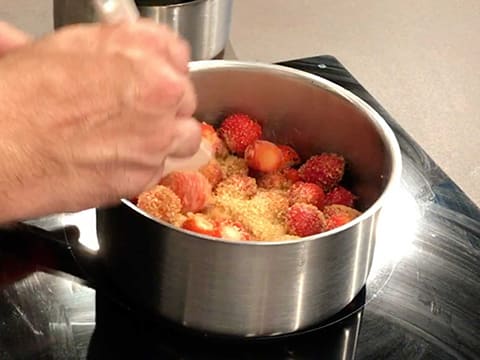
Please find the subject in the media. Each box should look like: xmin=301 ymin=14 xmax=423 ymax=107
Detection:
xmin=160 ymin=171 xmax=212 ymax=213
xmin=255 ymin=167 xmax=300 ymax=190
xmin=215 ymin=174 xmax=257 ymax=199
xmin=299 ymin=153 xmax=345 ymax=191
xmin=325 ymin=186 xmax=357 ymax=207
xmin=182 ymin=214 xmax=220 ymax=237
xmin=323 ymin=204 xmax=361 ymax=231
xmin=199 ymin=159 xmax=224 ymax=188
xmin=257 ymin=171 xmax=292 ymax=190
xmin=200 ymin=122 xmax=229 ymax=158
xmin=324 ymin=213 xmax=353 ymax=231
xmin=323 ymin=204 xmax=361 ymax=219
xmin=218 ymin=113 xmax=262 ymax=155
xmin=288 ymin=181 xmax=325 ymax=209
xmin=286 ymin=203 xmax=326 ymax=237
xmin=218 ymin=220 xmax=252 ymax=241
xmin=282 ymin=167 xmax=301 ymax=183
xmin=278 ymin=145 xmax=301 ymax=168
xmin=245 ymin=140 xmax=283 ymax=173
xmin=136 ymin=185 xmax=182 ymax=223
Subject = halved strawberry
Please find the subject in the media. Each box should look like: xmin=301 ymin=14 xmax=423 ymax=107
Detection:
xmin=323 ymin=204 xmax=361 ymax=231
xmin=160 ymin=171 xmax=212 ymax=213
xmin=199 ymin=159 xmax=224 ymax=188
xmin=182 ymin=214 xmax=220 ymax=237
xmin=286 ymin=203 xmax=326 ymax=237
xmin=278 ymin=145 xmax=301 ymax=168
xmin=245 ymin=140 xmax=283 ymax=173
xmin=325 ymin=186 xmax=357 ymax=207
xmin=218 ymin=113 xmax=262 ymax=155
xmin=218 ymin=220 xmax=252 ymax=241
xmin=299 ymin=153 xmax=345 ymax=191
xmin=200 ymin=122 xmax=229 ymax=158
xmin=281 ymin=167 xmax=301 ymax=183
xmin=324 ymin=213 xmax=353 ymax=231
xmin=288 ymin=181 xmax=326 ymax=209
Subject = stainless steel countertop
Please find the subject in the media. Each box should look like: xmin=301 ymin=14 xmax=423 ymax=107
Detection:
xmin=1 ymin=0 xmax=479 ymax=205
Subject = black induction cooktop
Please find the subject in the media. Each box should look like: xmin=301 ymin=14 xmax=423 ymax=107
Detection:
xmin=0 ymin=55 xmax=479 ymax=360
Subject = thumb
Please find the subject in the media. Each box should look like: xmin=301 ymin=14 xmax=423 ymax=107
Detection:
xmin=0 ymin=22 xmax=31 ymax=55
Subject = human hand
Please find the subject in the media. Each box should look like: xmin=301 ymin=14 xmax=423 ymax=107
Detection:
xmin=0 ymin=21 xmax=31 ymax=53
xmin=0 ymin=20 xmax=201 ymax=223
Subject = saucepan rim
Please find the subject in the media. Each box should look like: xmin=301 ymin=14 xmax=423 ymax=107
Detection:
xmin=121 ymin=60 xmax=402 ymax=246
xmin=135 ymin=0 xmax=212 ymax=9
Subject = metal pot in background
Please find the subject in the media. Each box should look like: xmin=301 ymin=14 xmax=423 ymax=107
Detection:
xmin=53 ymin=0 xmax=233 ymax=60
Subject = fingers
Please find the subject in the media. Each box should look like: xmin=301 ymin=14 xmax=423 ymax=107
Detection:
xmin=166 ymin=33 xmax=190 ymax=75
xmin=0 ymin=22 xmax=31 ymax=55
xmin=98 ymin=20 xmax=196 ymax=119
xmin=130 ymin=59 xmax=187 ymax=115
xmin=176 ymin=76 xmax=197 ymax=118
xmin=167 ymin=117 xmax=202 ymax=158
xmin=134 ymin=19 xmax=191 ymax=75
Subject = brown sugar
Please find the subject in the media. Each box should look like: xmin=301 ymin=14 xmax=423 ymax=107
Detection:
xmin=218 ymin=155 xmax=249 ymax=177
xmin=215 ymin=175 xmax=258 ymax=199
xmin=137 ymin=185 xmax=182 ymax=223
xmin=212 ymin=188 xmax=290 ymax=241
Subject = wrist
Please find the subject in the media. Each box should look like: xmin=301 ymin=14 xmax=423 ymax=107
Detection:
xmin=0 ymin=139 xmax=46 ymax=223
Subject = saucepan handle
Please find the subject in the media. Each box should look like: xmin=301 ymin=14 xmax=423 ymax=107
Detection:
xmin=0 ymin=221 xmax=100 ymax=284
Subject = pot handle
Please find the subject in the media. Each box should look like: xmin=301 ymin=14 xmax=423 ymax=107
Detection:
xmin=0 ymin=221 xmax=99 ymax=284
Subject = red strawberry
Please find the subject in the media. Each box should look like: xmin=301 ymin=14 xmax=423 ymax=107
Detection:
xmin=286 ymin=203 xmax=326 ymax=237
xmin=288 ymin=181 xmax=326 ymax=209
xmin=218 ymin=113 xmax=262 ymax=155
xmin=325 ymin=186 xmax=357 ymax=207
xmin=323 ymin=204 xmax=361 ymax=218
xmin=245 ymin=140 xmax=283 ymax=173
xmin=282 ymin=167 xmax=301 ymax=183
xmin=136 ymin=185 xmax=182 ymax=223
xmin=323 ymin=204 xmax=361 ymax=231
xmin=182 ymin=214 xmax=220 ymax=237
xmin=299 ymin=153 xmax=345 ymax=191
xmin=199 ymin=159 xmax=224 ymax=188
xmin=160 ymin=171 xmax=212 ymax=213
xmin=218 ymin=220 xmax=252 ymax=241
xmin=324 ymin=213 xmax=353 ymax=231
xmin=278 ymin=145 xmax=301 ymax=168
xmin=200 ymin=122 xmax=229 ymax=158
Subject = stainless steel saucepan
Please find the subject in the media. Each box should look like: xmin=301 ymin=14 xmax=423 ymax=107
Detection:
xmin=95 ymin=61 xmax=402 ymax=336
xmin=0 ymin=61 xmax=401 ymax=338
